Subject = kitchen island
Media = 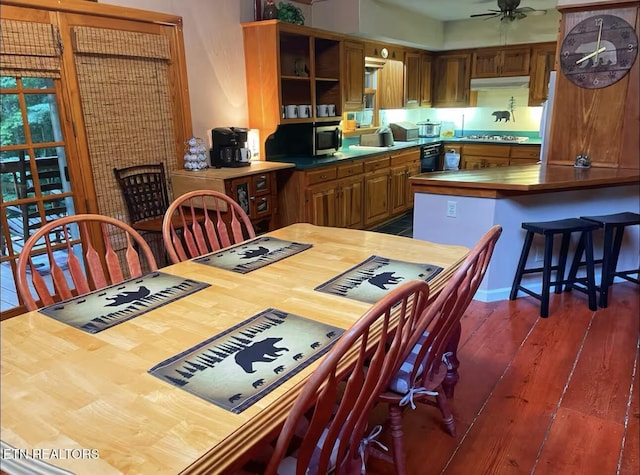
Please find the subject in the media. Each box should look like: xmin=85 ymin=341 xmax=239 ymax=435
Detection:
xmin=410 ymin=164 xmax=640 ymax=301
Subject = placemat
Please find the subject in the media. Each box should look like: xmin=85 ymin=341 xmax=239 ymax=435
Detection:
xmin=314 ymin=255 xmax=443 ymax=304
xmin=38 ymin=272 xmax=210 ymax=334
xmin=148 ymin=308 xmax=344 ymax=413
xmin=193 ymin=237 xmax=312 ymax=274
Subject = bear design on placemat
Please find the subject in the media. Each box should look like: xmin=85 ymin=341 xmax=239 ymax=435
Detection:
xmin=104 ymin=286 xmax=151 ymax=306
xmin=235 ymin=337 xmax=289 ymax=374
xmin=368 ymin=271 xmax=403 ymax=290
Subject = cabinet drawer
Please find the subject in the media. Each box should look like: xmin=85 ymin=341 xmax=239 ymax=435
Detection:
xmin=363 ymin=156 xmax=390 ymax=173
xmin=307 ymin=167 xmax=337 ymax=185
xmin=463 ymin=144 xmax=511 ymax=157
xmin=251 ymin=173 xmax=272 ymax=195
xmin=337 ymin=161 xmax=363 ymax=178
xmin=510 ymin=145 xmax=541 ymax=159
xmin=442 ymin=144 xmax=462 ymax=154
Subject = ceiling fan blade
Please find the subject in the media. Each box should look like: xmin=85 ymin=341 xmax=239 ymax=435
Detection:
xmin=470 ymin=12 xmax=501 ymax=18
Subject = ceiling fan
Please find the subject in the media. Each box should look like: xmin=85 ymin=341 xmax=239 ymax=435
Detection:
xmin=470 ymin=0 xmax=547 ymax=22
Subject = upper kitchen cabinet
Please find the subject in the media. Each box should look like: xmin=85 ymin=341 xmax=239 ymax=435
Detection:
xmin=378 ymin=59 xmax=404 ymax=109
xmin=242 ymin=20 xmax=343 ymax=155
xmin=343 ymin=40 xmax=365 ymax=111
xmin=404 ymin=50 xmax=420 ymax=107
xmin=432 ymin=52 xmax=471 ymax=107
xmin=419 ymin=53 xmax=432 ymax=107
xmin=472 ymin=46 xmax=531 ymax=78
xmin=528 ymin=42 xmax=556 ymax=106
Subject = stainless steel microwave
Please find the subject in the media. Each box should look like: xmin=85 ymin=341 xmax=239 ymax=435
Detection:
xmin=313 ymin=122 xmax=342 ymax=156
xmin=265 ymin=121 xmax=342 ymax=158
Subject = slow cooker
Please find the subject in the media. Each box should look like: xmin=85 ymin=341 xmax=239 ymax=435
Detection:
xmin=417 ymin=121 xmax=441 ymax=138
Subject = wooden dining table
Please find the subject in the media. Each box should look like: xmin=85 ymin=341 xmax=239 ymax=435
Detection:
xmin=0 ymin=223 xmax=469 ymax=474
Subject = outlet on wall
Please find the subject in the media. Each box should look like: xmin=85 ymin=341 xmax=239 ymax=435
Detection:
xmin=446 ymin=201 xmax=457 ymax=218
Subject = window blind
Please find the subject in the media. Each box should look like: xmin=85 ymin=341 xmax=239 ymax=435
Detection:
xmin=0 ymin=19 xmax=61 ymax=78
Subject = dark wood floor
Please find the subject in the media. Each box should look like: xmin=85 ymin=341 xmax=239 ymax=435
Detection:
xmin=367 ymin=282 xmax=639 ymax=475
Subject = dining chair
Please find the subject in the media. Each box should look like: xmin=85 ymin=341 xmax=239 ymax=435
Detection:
xmin=16 ymin=213 xmax=158 ymax=311
xmin=263 ymin=279 xmax=430 ymax=475
xmin=162 ymin=190 xmax=256 ymax=264
xmin=377 ymin=225 xmax=502 ymax=475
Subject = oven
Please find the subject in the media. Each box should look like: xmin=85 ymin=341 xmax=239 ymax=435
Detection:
xmin=420 ymin=143 xmax=442 ymax=172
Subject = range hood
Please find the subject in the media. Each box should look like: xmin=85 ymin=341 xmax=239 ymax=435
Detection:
xmin=470 ymin=75 xmax=530 ymax=90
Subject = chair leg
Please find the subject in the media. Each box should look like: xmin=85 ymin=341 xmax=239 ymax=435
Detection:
xmin=555 ymin=232 xmax=571 ymax=294
xmin=565 ymin=233 xmax=585 ymax=292
xmin=510 ymin=231 xmax=534 ymax=300
xmin=599 ymin=225 xmax=620 ymax=308
xmin=388 ymin=405 xmax=407 ymax=475
xmin=435 ymin=388 xmax=456 ymax=437
xmin=442 ymin=322 xmax=461 ymax=399
xmin=540 ymin=234 xmax=554 ymax=318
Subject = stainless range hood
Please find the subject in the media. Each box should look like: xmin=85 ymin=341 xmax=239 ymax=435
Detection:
xmin=470 ymin=75 xmax=530 ymax=90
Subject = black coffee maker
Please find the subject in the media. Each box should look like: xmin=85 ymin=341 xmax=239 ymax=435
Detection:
xmin=210 ymin=127 xmax=251 ymax=168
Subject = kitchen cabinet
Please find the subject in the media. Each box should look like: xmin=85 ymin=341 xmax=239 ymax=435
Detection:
xmin=363 ymin=156 xmax=391 ymax=227
xmin=343 ymin=40 xmax=365 ymax=111
xmin=390 ymin=149 xmax=420 ymax=214
xmin=432 ymin=52 xmax=471 ymax=107
xmin=440 ymin=143 xmax=541 ymax=169
xmin=378 ymin=59 xmax=404 ymax=110
xmin=404 ymin=51 xmax=420 ymax=107
xmin=510 ymin=145 xmax=541 ymax=165
xmin=472 ymin=46 xmax=531 ymax=78
xmin=419 ymin=53 xmax=432 ymax=107
xmin=528 ymin=42 xmax=556 ymax=106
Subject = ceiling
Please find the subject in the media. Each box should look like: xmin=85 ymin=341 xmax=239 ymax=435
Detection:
xmin=375 ymin=0 xmax=559 ymax=22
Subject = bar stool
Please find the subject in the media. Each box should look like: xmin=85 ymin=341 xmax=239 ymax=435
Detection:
xmin=509 ymin=218 xmax=600 ymax=318
xmin=566 ymin=212 xmax=640 ymax=308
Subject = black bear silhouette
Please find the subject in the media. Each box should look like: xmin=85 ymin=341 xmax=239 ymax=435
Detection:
xmin=228 ymin=393 xmax=242 ymax=403
xmin=368 ymin=272 xmax=403 ymax=290
xmin=234 ymin=337 xmax=289 ymax=373
xmin=273 ymin=365 xmax=285 ymax=374
xmin=252 ymin=379 xmax=265 ymax=388
xmin=104 ymin=286 xmax=151 ymax=306
xmin=491 ymin=111 xmax=510 ymax=122
xmin=239 ymin=246 xmax=270 ymax=259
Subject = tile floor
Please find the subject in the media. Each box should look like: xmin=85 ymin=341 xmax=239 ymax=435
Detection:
xmin=371 ymin=210 xmax=413 ymax=238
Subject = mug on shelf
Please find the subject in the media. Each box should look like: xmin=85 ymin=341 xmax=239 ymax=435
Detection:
xmin=284 ymin=105 xmax=298 ymax=118
xmin=327 ymin=104 xmax=336 ymax=116
xmin=316 ymin=104 xmax=329 ymax=117
xmin=297 ymin=104 xmax=311 ymax=118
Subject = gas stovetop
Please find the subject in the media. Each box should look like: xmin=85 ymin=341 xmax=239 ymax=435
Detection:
xmin=462 ymin=135 xmax=529 ymax=143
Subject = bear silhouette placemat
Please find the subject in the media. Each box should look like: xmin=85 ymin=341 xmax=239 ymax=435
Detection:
xmin=38 ymin=272 xmax=210 ymax=334
xmin=193 ymin=236 xmax=312 ymax=273
xmin=148 ymin=308 xmax=344 ymax=413
xmin=314 ymin=255 xmax=443 ymax=304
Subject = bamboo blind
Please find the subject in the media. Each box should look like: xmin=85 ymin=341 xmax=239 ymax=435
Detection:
xmin=0 ymin=19 xmax=61 ymax=77
xmin=71 ymin=26 xmax=178 ymax=252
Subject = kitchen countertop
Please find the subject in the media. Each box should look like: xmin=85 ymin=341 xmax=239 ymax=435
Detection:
xmin=267 ymin=137 xmax=542 ymax=170
xmin=409 ymin=164 xmax=640 ymax=198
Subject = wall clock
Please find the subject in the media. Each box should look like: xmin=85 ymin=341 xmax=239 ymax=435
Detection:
xmin=560 ymin=13 xmax=638 ymax=89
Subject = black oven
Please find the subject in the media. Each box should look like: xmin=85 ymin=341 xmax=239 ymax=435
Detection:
xmin=420 ymin=143 xmax=442 ymax=172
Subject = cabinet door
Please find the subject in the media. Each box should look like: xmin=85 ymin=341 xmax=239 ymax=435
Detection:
xmin=343 ymin=40 xmax=365 ymax=111
xmin=528 ymin=43 xmax=556 ymax=106
xmin=378 ymin=59 xmax=404 ymax=109
xmin=461 ymin=156 xmax=487 ymax=169
xmin=432 ymin=53 xmax=471 ymax=107
xmin=307 ymin=181 xmax=338 ymax=227
xmin=472 ymin=49 xmax=500 ymax=78
xmin=501 ymin=47 xmax=530 ymax=76
xmin=405 ymin=159 xmax=420 ymax=207
xmin=404 ymin=51 xmax=420 ymax=107
xmin=337 ymin=175 xmax=363 ymax=229
xmin=419 ymin=53 xmax=432 ymax=106
xmin=390 ymin=164 xmax=409 ymax=215
xmin=364 ymin=169 xmax=390 ymax=227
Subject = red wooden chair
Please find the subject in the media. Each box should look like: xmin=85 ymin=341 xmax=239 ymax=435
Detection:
xmin=162 ymin=190 xmax=255 ymax=264
xmin=263 ymin=279 xmax=430 ymax=475
xmin=377 ymin=225 xmax=502 ymax=475
xmin=16 ymin=214 xmax=157 ymax=311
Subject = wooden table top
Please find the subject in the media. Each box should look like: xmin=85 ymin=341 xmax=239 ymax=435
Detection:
xmin=0 ymin=223 xmax=468 ymax=475
xmin=171 ymin=161 xmax=294 ymax=180
xmin=410 ymin=164 xmax=640 ymax=198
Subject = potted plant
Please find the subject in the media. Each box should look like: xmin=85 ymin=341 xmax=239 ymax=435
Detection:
xmin=277 ymin=2 xmax=305 ymax=25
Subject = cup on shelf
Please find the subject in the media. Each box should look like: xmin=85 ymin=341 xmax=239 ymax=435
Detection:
xmin=297 ymin=104 xmax=311 ymax=118
xmin=327 ymin=104 xmax=336 ymax=116
xmin=284 ymin=105 xmax=298 ymax=118
xmin=316 ymin=104 xmax=329 ymax=117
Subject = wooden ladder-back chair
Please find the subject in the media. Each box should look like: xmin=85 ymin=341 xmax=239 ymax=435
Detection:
xmin=378 ymin=225 xmax=502 ymax=475
xmin=264 ymin=280 xmax=430 ymax=475
xmin=162 ymin=190 xmax=256 ymax=264
xmin=16 ymin=214 xmax=158 ymax=311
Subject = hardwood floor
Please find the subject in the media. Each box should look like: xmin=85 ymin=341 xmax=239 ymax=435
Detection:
xmin=367 ymin=282 xmax=639 ymax=475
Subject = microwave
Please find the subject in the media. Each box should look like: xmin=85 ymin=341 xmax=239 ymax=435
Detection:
xmin=266 ymin=121 xmax=342 ymax=158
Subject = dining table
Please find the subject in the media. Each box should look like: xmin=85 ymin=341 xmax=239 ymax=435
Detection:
xmin=0 ymin=223 xmax=469 ymax=475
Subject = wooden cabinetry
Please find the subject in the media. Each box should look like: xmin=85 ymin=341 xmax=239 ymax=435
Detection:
xmin=390 ymin=149 xmax=420 ymax=214
xmin=472 ymin=46 xmax=531 ymax=78
xmin=343 ymin=40 xmax=365 ymax=111
xmin=509 ymin=145 xmax=541 ymax=165
xmin=378 ymin=59 xmax=404 ymax=110
xmin=363 ymin=156 xmax=391 ymax=227
xmin=306 ymin=162 xmax=363 ymax=228
xmin=419 ymin=53 xmax=432 ymax=106
xmin=528 ymin=42 xmax=556 ymax=106
xmin=404 ymin=51 xmax=420 ymax=107
xmin=442 ymin=143 xmax=541 ymax=169
xmin=432 ymin=53 xmax=471 ymax=107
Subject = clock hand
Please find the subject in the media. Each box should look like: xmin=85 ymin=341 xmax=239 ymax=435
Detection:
xmin=594 ymin=22 xmax=603 ymax=63
xmin=576 ymin=46 xmax=606 ymax=65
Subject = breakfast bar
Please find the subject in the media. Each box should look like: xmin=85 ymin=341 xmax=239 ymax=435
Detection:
xmin=410 ymin=164 xmax=640 ymax=301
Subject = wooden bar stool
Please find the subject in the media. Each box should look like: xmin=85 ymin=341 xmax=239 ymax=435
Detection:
xmin=566 ymin=212 xmax=640 ymax=308
xmin=509 ymin=218 xmax=600 ymax=318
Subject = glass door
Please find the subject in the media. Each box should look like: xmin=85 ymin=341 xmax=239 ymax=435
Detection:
xmin=1 ymin=75 xmax=78 ymax=315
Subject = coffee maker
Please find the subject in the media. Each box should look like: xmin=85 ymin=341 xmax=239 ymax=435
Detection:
xmin=210 ymin=127 xmax=251 ymax=168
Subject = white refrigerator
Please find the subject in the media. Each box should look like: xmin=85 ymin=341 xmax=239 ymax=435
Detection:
xmin=539 ymin=70 xmax=557 ymax=164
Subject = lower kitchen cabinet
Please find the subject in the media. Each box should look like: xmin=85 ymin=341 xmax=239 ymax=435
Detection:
xmin=307 ymin=173 xmax=363 ymax=228
xmin=390 ymin=149 xmax=420 ymax=214
xmin=441 ymin=143 xmax=541 ymax=170
xmin=363 ymin=156 xmax=391 ymax=227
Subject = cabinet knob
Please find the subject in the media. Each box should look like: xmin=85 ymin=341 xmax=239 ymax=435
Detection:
xmin=250 ymin=196 xmax=256 ymax=200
